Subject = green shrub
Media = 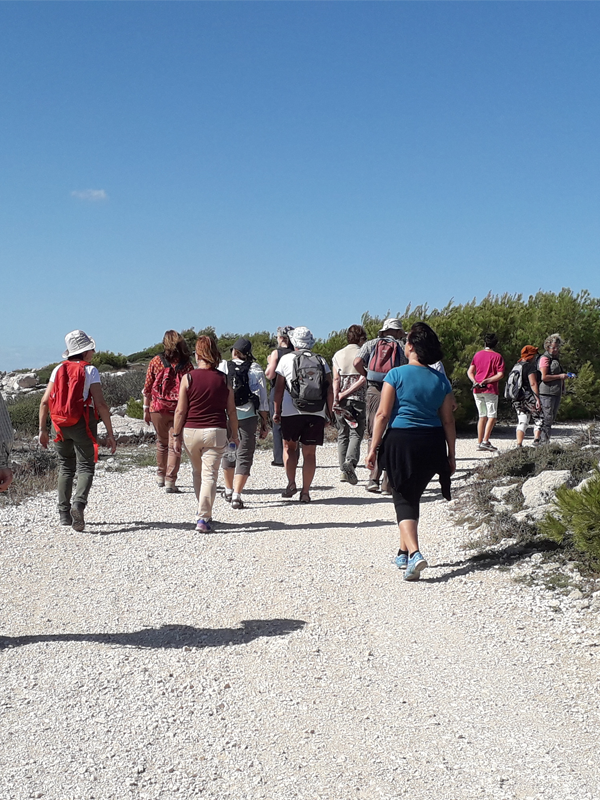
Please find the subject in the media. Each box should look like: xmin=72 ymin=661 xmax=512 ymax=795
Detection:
xmin=126 ymin=397 xmax=144 ymax=419
xmin=92 ymin=351 xmax=128 ymax=369
xmin=476 ymin=443 xmax=597 ymax=483
xmin=37 ymin=362 xmax=59 ymax=384
xmin=539 ymin=470 xmax=600 ymax=568
xmin=6 ymin=392 xmax=44 ymax=436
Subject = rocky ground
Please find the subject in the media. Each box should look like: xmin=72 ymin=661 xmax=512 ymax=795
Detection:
xmin=0 ymin=428 xmax=599 ymax=800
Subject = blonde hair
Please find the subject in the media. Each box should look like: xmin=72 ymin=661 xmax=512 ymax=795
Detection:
xmin=195 ymin=335 xmax=220 ymax=368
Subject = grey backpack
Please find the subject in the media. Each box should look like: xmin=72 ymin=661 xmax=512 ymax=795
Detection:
xmin=289 ymin=350 xmax=327 ymax=412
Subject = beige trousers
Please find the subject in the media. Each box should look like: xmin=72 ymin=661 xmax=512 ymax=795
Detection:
xmin=183 ymin=427 xmax=228 ymax=521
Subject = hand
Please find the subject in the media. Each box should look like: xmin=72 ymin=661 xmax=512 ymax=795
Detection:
xmin=272 ymin=413 xmax=281 ymax=426
xmin=365 ymin=448 xmax=377 ymax=472
xmin=144 ymin=410 xmax=151 ymax=425
xmin=259 ymin=423 xmax=269 ymax=440
xmin=232 ymin=436 xmax=240 ymax=448
xmin=448 ymin=455 xmax=456 ymax=476
xmin=39 ymin=430 xmax=49 ymax=449
xmin=106 ymin=434 xmax=117 ymax=454
xmin=535 ymin=399 xmax=541 ymax=411
xmin=0 ymin=468 xmax=13 ymax=492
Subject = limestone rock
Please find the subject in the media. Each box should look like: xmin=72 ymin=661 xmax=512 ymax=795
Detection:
xmin=491 ymin=484 xmax=518 ymax=500
xmin=97 ymin=416 xmax=155 ymax=445
xmin=522 ymin=470 xmax=571 ymax=508
xmin=513 ymin=504 xmax=553 ymax=523
xmin=14 ymin=372 xmax=38 ymax=389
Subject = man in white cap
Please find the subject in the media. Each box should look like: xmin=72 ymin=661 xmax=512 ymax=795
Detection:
xmin=353 ymin=318 xmax=407 ymax=492
xmin=273 ymin=327 xmax=333 ymax=503
xmin=38 ymin=330 xmax=117 ymax=531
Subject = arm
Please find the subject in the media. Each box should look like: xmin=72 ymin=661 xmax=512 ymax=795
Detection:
xmin=467 ymin=364 xmax=477 ymax=386
xmin=38 ymin=383 xmax=53 ymax=449
xmin=332 ymin=364 xmax=341 ymax=404
xmin=365 ymin=382 xmax=395 ymax=470
xmin=353 ymin=355 xmax=367 ymax=379
xmin=252 ymin=365 xmax=270 ymax=439
xmin=272 ymin=373 xmax=286 ymax=425
xmin=338 ymin=374 xmax=366 ymax=401
xmin=226 ymin=387 xmax=239 ymax=445
xmin=0 ymin=394 xmax=13 ymax=491
xmin=483 ymin=369 xmax=504 ymax=386
xmin=265 ymin=349 xmax=279 ymax=381
xmin=539 ymin=358 xmax=566 ymax=382
xmin=171 ymin=374 xmax=190 ymax=454
xmin=325 ymin=371 xmax=334 ymax=421
xmin=528 ymin=372 xmax=541 ymax=409
xmin=142 ymin=359 xmax=156 ymax=425
xmin=438 ymin=393 xmax=456 ymax=476
xmin=89 ymin=384 xmax=117 ymax=454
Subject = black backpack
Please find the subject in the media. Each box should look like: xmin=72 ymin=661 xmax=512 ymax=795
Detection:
xmin=227 ymin=360 xmax=259 ymax=408
xmin=288 ymin=350 xmax=327 ymax=412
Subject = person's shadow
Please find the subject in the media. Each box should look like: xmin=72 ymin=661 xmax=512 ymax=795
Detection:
xmin=0 ymin=618 xmax=306 ymax=652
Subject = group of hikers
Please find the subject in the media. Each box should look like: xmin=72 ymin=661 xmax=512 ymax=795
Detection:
xmin=0 ymin=322 xmax=574 ymax=581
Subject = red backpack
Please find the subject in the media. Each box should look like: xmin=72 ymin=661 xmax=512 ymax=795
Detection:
xmin=151 ymin=356 xmax=188 ymax=414
xmin=366 ymin=338 xmax=403 ymax=382
xmin=49 ymin=361 xmax=98 ymax=459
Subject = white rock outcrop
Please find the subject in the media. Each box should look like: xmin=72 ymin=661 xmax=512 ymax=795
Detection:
xmin=522 ymin=470 xmax=571 ymax=508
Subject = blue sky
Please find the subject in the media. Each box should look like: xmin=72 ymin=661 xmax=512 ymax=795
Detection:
xmin=1 ymin=2 xmax=599 ymax=370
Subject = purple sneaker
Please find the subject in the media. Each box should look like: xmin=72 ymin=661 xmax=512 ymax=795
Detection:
xmin=196 ymin=519 xmax=212 ymax=533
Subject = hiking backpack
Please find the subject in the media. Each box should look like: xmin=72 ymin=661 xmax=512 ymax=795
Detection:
xmin=151 ymin=355 xmax=189 ymax=414
xmin=288 ymin=350 xmax=327 ymax=413
xmin=366 ymin=338 xmax=404 ymax=382
xmin=49 ymin=360 xmax=98 ymax=459
xmin=504 ymin=362 xmax=526 ymax=401
xmin=227 ymin=360 xmax=259 ymax=408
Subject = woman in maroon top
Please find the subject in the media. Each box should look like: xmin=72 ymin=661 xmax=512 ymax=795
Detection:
xmin=172 ymin=336 xmax=238 ymax=533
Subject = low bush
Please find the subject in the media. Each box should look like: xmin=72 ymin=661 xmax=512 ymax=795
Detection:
xmin=126 ymin=398 xmax=144 ymax=419
xmin=475 ymin=443 xmax=597 ymax=483
xmin=92 ymin=351 xmax=128 ymax=370
xmin=37 ymin=362 xmax=59 ymax=384
xmin=539 ymin=470 xmax=600 ymax=569
xmin=6 ymin=392 xmax=44 ymax=436
xmin=100 ymin=371 xmax=146 ymax=408
xmin=0 ymin=446 xmax=57 ymax=507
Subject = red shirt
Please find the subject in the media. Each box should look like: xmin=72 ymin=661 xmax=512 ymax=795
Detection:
xmin=470 ymin=350 xmax=505 ymax=395
xmin=185 ymin=369 xmax=229 ymax=429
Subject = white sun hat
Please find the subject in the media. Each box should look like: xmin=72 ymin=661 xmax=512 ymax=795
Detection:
xmin=62 ymin=330 xmax=97 ymax=359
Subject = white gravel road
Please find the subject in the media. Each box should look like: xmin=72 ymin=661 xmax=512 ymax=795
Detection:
xmin=0 ymin=431 xmax=599 ymax=800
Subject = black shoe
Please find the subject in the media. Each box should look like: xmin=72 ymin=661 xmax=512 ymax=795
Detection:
xmin=71 ymin=507 xmax=85 ymax=532
xmin=59 ymin=511 xmax=72 ymax=526
xmin=271 ymin=461 xmax=284 ymax=467
xmin=231 ymin=497 xmax=244 ymax=509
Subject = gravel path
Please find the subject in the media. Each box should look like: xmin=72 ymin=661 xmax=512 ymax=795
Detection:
xmin=1 ymin=432 xmax=599 ymax=800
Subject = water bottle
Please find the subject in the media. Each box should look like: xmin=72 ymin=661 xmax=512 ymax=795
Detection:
xmin=227 ymin=440 xmax=237 ymax=466
xmin=566 ymin=372 xmax=576 ymax=379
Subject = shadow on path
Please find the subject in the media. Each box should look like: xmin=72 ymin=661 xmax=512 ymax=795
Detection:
xmin=0 ymin=618 xmax=306 ymax=652
xmin=89 ymin=518 xmax=390 ymax=536
xmin=423 ymin=540 xmax=560 ymax=584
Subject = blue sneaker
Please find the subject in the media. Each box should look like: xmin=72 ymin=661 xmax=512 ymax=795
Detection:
xmin=196 ymin=519 xmax=212 ymax=533
xmin=394 ymin=552 xmax=408 ymax=570
xmin=404 ymin=551 xmax=428 ymax=581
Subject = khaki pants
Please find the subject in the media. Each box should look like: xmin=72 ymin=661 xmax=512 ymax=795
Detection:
xmin=183 ymin=427 xmax=227 ymax=520
xmin=150 ymin=411 xmax=180 ymax=483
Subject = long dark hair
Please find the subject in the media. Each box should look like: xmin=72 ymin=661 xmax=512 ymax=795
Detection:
xmin=407 ymin=322 xmax=443 ymax=366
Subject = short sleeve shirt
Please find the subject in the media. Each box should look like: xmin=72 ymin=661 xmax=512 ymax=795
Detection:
xmin=470 ymin=350 xmax=505 ymax=395
xmin=332 ymin=343 xmax=366 ymax=402
xmin=384 ymin=365 xmax=452 ymax=429
xmin=50 ymin=363 xmax=101 ymax=401
xmin=276 ymin=352 xmax=331 ymax=418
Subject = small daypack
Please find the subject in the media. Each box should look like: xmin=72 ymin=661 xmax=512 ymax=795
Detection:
xmin=289 ymin=350 xmax=327 ymax=413
xmin=49 ymin=361 xmax=98 ymax=459
xmin=366 ymin=338 xmax=403 ymax=383
xmin=504 ymin=362 xmax=526 ymax=401
xmin=227 ymin=360 xmax=259 ymax=408
xmin=151 ymin=355 xmax=189 ymax=414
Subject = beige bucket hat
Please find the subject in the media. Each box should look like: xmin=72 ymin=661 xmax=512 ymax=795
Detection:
xmin=62 ymin=330 xmax=97 ymax=359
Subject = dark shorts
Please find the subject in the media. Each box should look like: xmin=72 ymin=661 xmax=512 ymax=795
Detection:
xmin=281 ymin=415 xmax=326 ymax=446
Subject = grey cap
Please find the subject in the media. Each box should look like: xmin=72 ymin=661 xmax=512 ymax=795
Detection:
xmin=289 ymin=327 xmax=316 ymax=350
xmin=378 ymin=318 xmax=404 ymax=334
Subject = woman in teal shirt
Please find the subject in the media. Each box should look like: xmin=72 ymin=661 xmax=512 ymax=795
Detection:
xmin=366 ymin=322 xmax=456 ymax=581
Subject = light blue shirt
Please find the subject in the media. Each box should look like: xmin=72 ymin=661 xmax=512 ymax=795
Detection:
xmin=384 ymin=364 xmax=452 ymax=428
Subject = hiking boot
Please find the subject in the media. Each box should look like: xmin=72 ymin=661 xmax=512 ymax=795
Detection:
xmin=404 ymin=551 xmax=428 ymax=581
xmin=340 ymin=471 xmax=349 ymax=483
xmin=231 ymin=496 xmax=244 ymax=510
xmin=394 ymin=552 xmax=408 ymax=570
xmin=59 ymin=510 xmax=72 ymax=526
xmin=223 ymin=490 xmax=233 ymax=502
xmin=165 ymin=484 xmax=182 ymax=494
xmin=366 ymin=479 xmax=380 ymax=493
xmin=71 ymin=507 xmax=85 ymax=533
xmin=156 ymin=476 xmax=165 ymax=487
xmin=341 ymin=462 xmax=358 ymax=486
xmin=196 ymin=519 xmax=212 ymax=533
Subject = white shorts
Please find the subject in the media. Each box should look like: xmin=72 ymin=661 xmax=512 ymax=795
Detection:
xmin=474 ymin=392 xmax=498 ymax=419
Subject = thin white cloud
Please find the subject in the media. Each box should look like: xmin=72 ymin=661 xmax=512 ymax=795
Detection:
xmin=71 ymin=189 xmax=108 ymax=202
